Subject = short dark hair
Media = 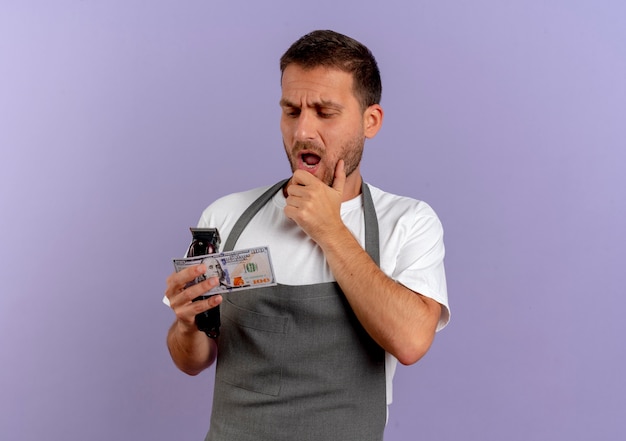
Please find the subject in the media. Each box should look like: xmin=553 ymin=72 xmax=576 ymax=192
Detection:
xmin=280 ymin=30 xmax=382 ymax=111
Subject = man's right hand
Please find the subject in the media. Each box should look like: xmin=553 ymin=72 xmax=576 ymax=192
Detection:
xmin=165 ymin=264 xmax=222 ymax=375
xmin=165 ymin=264 xmax=223 ymax=333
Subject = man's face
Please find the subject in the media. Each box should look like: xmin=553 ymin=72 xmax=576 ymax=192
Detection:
xmin=280 ymin=64 xmax=367 ymax=187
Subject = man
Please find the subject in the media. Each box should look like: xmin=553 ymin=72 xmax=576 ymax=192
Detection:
xmin=165 ymin=30 xmax=449 ymax=441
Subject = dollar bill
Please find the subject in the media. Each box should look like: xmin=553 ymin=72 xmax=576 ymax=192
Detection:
xmin=173 ymin=246 xmax=277 ymax=295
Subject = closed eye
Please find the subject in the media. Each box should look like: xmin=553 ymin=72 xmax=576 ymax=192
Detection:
xmin=283 ymin=107 xmax=301 ymax=117
xmin=316 ymin=106 xmax=339 ymax=118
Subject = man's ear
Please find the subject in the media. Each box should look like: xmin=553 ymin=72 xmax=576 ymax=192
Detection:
xmin=363 ymin=104 xmax=384 ymax=139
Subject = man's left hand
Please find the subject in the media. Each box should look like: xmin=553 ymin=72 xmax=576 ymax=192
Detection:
xmin=284 ymin=159 xmax=347 ymax=245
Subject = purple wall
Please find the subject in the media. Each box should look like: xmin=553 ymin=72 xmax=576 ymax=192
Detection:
xmin=1 ymin=1 xmax=624 ymax=440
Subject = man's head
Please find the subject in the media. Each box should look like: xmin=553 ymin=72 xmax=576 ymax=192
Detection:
xmin=279 ymin=30 xmax=384 ymax=198
xmin=280 ymin=30 xmax=382 ymax=112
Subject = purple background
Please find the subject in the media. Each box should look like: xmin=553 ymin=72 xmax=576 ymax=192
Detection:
xmin=1 ymin=1 xmax=625 ymax=440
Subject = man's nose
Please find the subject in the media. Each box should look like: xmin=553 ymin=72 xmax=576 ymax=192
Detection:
xmin=294 ymin=111 xmax=316 ymax=141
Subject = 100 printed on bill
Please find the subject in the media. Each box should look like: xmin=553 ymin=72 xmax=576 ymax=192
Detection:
xmin=173 ymin=246 xmax=277 ymax=294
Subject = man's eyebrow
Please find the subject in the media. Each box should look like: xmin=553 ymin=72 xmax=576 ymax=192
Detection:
xmin=316 ymin=100 xmax=344 ymax=110
xmin=279 ymin=98 xmax=343 ymax=109
xmin=279 ymin=98 xmax=296 ymax=108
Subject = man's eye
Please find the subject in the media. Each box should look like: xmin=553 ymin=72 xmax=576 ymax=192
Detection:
xmin=318 ymin=111 xmax=334 ymax=118
xmin=285 ymin=109 xmax=300 ymax=117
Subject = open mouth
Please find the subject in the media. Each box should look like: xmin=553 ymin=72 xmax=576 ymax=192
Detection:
xmin=301 ymin=153 xmax=321 ymax=168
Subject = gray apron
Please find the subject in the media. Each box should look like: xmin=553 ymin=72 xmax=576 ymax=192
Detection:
xmin=206 ymin=180 xmax=386 ymax=441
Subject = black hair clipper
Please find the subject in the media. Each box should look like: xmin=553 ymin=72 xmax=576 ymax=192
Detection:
xmin=187 ymin=228 xmax=221 ymax=338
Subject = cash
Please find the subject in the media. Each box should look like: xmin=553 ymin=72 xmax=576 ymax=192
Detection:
xmin=173 ymin=246 xmax=277 ymax=295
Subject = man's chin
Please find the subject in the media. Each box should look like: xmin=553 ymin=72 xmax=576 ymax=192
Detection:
xmin=292 ymin=166 xmax=333 ymax=186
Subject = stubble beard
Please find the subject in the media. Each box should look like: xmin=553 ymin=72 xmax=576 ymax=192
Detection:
xmin=283 ymin=135 xmax=366 ymax=187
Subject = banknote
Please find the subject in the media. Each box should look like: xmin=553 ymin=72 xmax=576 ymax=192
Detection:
xmin=173 ymin=246 xmax=277 ymax=295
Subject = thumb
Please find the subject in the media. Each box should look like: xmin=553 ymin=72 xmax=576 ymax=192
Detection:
xmin=332 ymin=159 xmax=346 ymax=194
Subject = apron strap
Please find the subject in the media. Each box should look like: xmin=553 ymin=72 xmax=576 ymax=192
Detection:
xmin=223 ymin=179 xmax=289 ymax=252
xmin=361 ymin=181 xmax=380 ymax=267
xmin=224 ymin=178 xmax=380 ymax=266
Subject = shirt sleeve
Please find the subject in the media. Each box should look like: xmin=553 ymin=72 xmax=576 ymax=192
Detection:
xmin=391 ymin=204 xmax=450 ymax=331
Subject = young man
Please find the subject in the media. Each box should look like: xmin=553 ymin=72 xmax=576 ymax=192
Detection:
xmin=165 ymin=30 xmax=449 ymax=441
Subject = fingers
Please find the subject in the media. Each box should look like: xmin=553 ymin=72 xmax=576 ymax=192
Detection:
xmin=290 ymin=168 xmax=317 ymax=187
xmin=178 ymin=277 xmax=220 ymax=305
xmin=285 ymin=171 xmax=319 ymax=203
xmin=165 ymin=263 xmax=206 ymax=296
xmin=165 ymin=264 xmax=221 ymax=327
xmin=332 ymin=159 xmax=346 ymax=194
xmin=175 ymin=294 xmax=223 ymax=334
xmin=288 ymin=159 xmax=346 ymax=195
xmin=186 ymin=293 xmax=223 ymax=316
